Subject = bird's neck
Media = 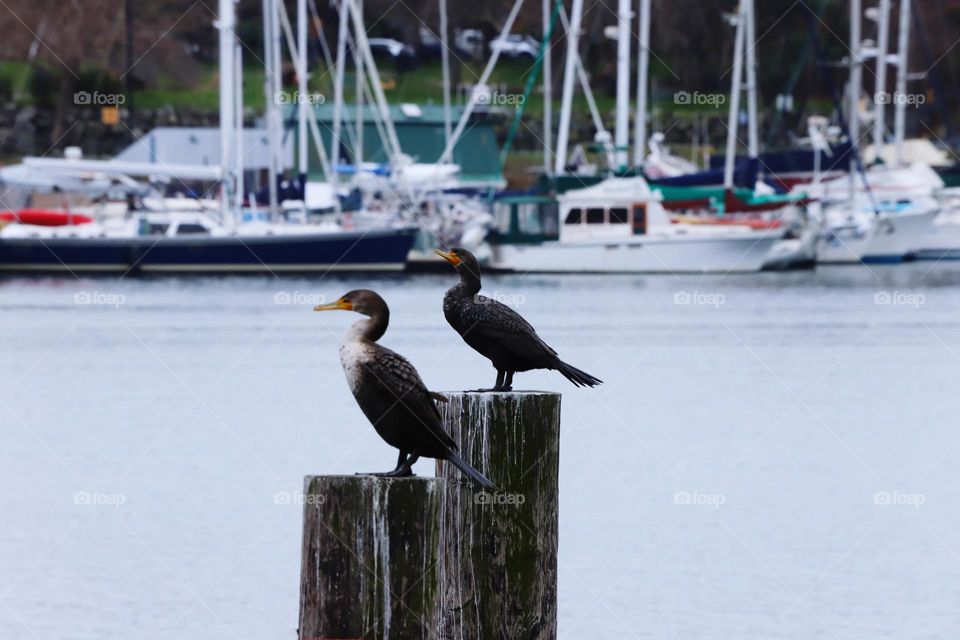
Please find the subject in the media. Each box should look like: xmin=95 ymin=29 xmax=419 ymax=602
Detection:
xmin=346 ymin=313 xmax=387 ymax=344
xmin=457 ymin=271 xmax=481 ymax=296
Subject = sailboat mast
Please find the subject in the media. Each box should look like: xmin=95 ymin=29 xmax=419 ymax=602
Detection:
xmin=893 ymin=0 xmax=911 ymax=165
xmin=633 ymin=0 xmax=651 ymax=165
xmin=234 ymin=42 xmax=244 ymax=216
xmin=554 ymin=0 xmax=584 ymax=175
xmin=542 ymin=0 xmax=553 ymax=172
xmin=614 ymin=0 xmax=631 ymax=170
xmin=331 ymin=0 xmax=349 ymax=184
xmin=262 ymin=0 xmax=282 ymax=216
xmin=297 ymin=0 xmax=308 ymax=179
xmin=872 ymin=0 xmax=892 ymax=160
xmin=744 ymin=0 xmax=759 ymax=159
xmin=849 ymin=0 xmax=862 ymax=204
xmin=355 ymin=0 xmax=364 ymax=166
xmin=440 ymin=0 xmax=452 ymax=145
xmin=217 ymin=0 xmax=237 ymax=222
xmin=723 ymin=3 xmax=746 ymax=190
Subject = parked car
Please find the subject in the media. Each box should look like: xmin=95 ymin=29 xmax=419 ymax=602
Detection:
xmin=490 ymin=34 xmax=540 ymax=60
xmin=454 ymin=29 xmax=485 ymax=60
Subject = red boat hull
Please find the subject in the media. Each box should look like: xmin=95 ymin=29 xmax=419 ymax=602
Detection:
xmin=0 ymin=209 xmax=94 ymax=227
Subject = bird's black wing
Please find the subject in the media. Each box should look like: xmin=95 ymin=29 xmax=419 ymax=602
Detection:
xmin=462 ymin=295 xmax=558 ymax=361
xmin=363 ymin=345 xmax=456 ymax=451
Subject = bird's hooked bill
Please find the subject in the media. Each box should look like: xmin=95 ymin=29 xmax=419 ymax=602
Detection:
xmin=314 ymin=298 xmax=353 ymax=312
xmin=434 ymin=249 xmax=461 ymax=265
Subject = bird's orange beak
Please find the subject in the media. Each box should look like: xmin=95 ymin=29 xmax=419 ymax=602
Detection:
xmin=314 ymin=298 xmax=353 ymax=311
xmin=434 ymin=249 xmax=461 ymax=266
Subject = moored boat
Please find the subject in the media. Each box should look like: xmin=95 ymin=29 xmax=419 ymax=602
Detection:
xmin=0 ymin=210 xmax=416 ymax=273
xmin=488 ymin=177 xmax=780 ymax=274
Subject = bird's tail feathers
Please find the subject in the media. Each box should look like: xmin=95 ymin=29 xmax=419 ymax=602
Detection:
xmin=556 ymin=360 xmax=603 ymax=388
xmin=445 ymin=451 xmax=495 ymax=489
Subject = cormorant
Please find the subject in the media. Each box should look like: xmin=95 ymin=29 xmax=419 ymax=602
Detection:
xmin=315 ymin=289 xmax=494 ymax=487
xmin=435 ymin=248 xmax=602 ymax=391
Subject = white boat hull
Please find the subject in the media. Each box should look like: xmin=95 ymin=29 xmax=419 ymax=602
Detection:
xmin=916 ymin=209 xmax=960 ymax=260
xmin=490 ymin=233 xmax=780 ymax=274
xmin=863 ymin=209 xmax=939 ymax=262
xmin=817 ymin=207 xmax=939 ymax=264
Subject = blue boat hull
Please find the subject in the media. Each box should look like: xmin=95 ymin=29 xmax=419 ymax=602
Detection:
xmin=0 ymin=227 xmax=417 ymax=273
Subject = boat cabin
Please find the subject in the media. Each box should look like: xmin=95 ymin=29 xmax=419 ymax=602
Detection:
xmin=556 ymin=177 xmax=669 ymax=241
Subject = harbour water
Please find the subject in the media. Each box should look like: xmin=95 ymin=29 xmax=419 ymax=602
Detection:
xmin=2 ymin=264 xmax=960 ymax=638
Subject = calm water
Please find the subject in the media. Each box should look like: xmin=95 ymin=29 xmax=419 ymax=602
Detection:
xmin=2 ymin=264 xmax=960 ymax=639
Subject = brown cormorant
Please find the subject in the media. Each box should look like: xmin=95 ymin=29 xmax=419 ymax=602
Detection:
xmin=435 ymin=248 xmax=602 ymax=391
xmin=315 ymin=289 xmax=494 ymax=487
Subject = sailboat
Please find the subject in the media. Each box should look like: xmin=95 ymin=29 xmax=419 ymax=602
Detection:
xmin=812 ymin=0 xmax=938 ymax=264
xmin=0 ymin=0 xmax=416 ymax=274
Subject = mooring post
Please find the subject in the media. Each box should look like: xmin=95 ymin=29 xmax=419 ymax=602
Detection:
xmin=297 ymin=475 xmax=444 ymax=640
xmin=435 ymin=391 xmax=562 ymax=640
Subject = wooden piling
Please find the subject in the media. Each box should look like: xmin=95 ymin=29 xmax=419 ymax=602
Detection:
xmin=297 ymin=475 xmax=444 ymax=640
xmin=435 ymin=391 xmax=562 ymax=640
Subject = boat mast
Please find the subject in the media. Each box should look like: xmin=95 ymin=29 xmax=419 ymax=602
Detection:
xmin=234 ymin=42 xmax=244 ymax=216
xmin=355 ymin=0 xmax=364 ymax=167
xmin=331 ymin=0 xmax=349 ymax=184
xmin=217 ymin=0 xmax=237 ymax=223
xmin=872 ymin=0 xmax=892 ymax=162
xmin=262 ymin=0 xmax=283 ymax=217
xmin=440 ymin=0 xmax=452 ymax=145
xmin=297 ymin=0 xmax=308 ymax=183
xmin=723 ymin=3 xmax=746 ymax=191
xmin=849 ymin=0 xmax=862 ymax=205
xmin=893 ymin=0 xmax=911 ymax=165
xmin=554 ymin=0 xmax=584 ymax=175
xmin=542 ymin=0 xmax=553 ymax=172
xmin=633 ymin=0 xmax=651 ymax=165
xmin=614 ymin=0 xmax=631 ymax=170
xmin=744 ymin=0 xmax=759 ymax=159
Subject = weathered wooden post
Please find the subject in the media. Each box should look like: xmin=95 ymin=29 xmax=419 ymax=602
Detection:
xmin=435 ymin=391 xmax=562 ymax=640
xmin=298 ymin=475 xmax=444 ymax=640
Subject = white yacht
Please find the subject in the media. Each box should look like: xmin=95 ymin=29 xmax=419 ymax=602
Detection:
xmin=488 ymin=178 xmax=780 ymax=274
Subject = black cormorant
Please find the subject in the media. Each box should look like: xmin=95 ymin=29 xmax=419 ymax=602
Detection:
xmin=435 ymin=248 xmax=602 ymax=391
xmin=315 ymin=289 xmax=494 ymax=487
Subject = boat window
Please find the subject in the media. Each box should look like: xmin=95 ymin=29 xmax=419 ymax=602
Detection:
xmin=518 ymin=203 xmax=543 ymax=234
xmin=586 ymin=208 xmax=604 ymax=224
xmin=541 ymin=202 xmax=559 ymax=235
xmin=176 ymin=223 xmax=208 ymax=235
xmin=493 ymin=201 xmax=512 ymax=233
xmin=564 ymin=208 xmax=582 ymax=224
xmin=609 ymin=208 xmax=628 ymax=224
xmin=147 ymin=223 xmax=169 ymax=235
xmin=632 ymin=205 xmax=647 ymax=235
